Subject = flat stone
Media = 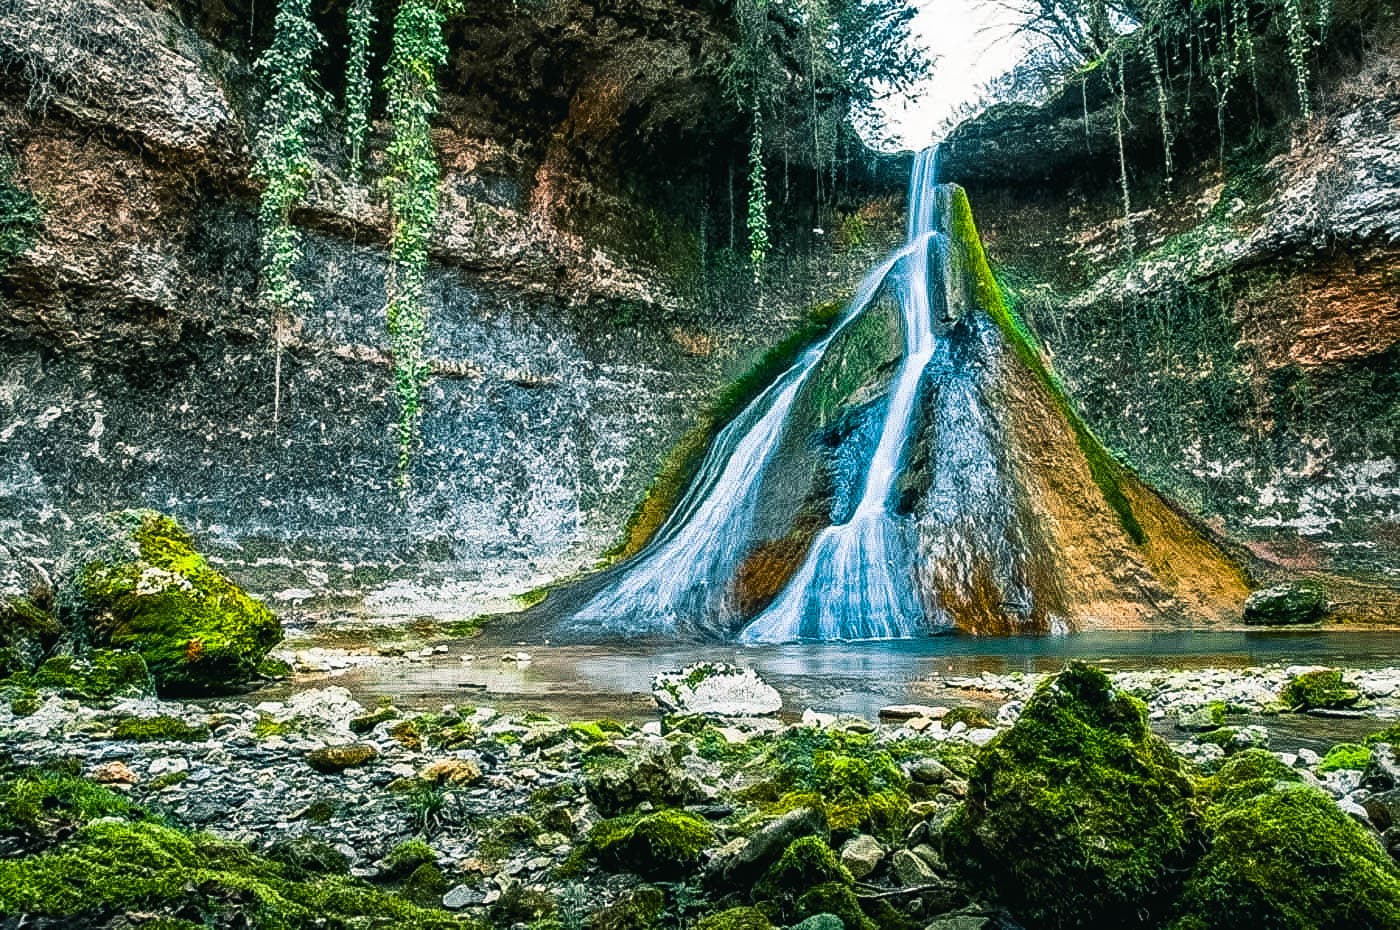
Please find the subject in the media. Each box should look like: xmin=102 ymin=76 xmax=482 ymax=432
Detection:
xmin=306 ymin=743 xmax=378 ymax=773
xmin=879 ymin=704 xmax=947 ymax=722
xmin=891 ymin=848 xmax=939 ymax=886
xmin=908 ymin=759 xmax=956 ymax=785
xmin=792 ymin=915 xmax=845 ymax=930
xmin=419 ymin=758 xmax=483 ymax=785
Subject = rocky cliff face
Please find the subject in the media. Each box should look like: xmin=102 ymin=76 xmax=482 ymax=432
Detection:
xmin=0 ymin=0 xmax=896 ymax=616
xmin=939 ymin=0 xmax=1400 ymax=611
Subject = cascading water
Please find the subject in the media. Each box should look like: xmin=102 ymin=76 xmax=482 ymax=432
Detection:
xmin=549 ymin=144 xmax=1249 ymax=642
xmin=563 ymin=147 xmax=951 ymax=641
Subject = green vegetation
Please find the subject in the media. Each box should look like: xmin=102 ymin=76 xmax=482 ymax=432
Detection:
xmin=1171 ymin=786 xmax=1400 ymax=929
xmin=253 ymin=0 xmax=323 ymax=424
xmin=1 ymin=650 xmax=153 ymax=701
xmin=1280 ymin=669 xmax=1360 ymax=710
xmin=74 ymin=511 xmax=282 ymax=695
xmin=754 ymin=836 xmax=852 ymax=900
xmin=1317 ymin=743 xmax=1372 ymax=773
xmin=695 ymin=906 xmax=774 ymax=930
xmin=589 ymin=810 xmax=715 ymax=879
xmin=945 ymin=662 xmax=1197 ymax=929
xmin=382 ymin=0 xmax=460 ymax=486
xmin=344 ymin=0 xmax=377 ymax=174
xmin=0 ymin=764 xmax=141 ymax=836
xmin=0 ymin=155 xmax=41 ymax=270
xmin=948 ymin=187 xmax=1146 ymax=543
xmin=110 ymin=715 xmax=209 ymax=743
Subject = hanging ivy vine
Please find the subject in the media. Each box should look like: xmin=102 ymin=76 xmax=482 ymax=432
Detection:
xmin=253 ymin=0 xmax=324 ymax=425
xmin=345 ymin=0 xmax=377 ymax=175
xmin=1279 ymin=0 xmax=1313 ymax=119
xmin=746 ymin=105 xmax=769 ymax=279
xmin=724 ymin=0 xmax=774 ymax=283
xmin=383 ymin=0 xmax=459 ymax=486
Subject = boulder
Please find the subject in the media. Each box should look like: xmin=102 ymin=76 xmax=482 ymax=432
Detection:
xmin=1280 ymin=669 xmax=1361 ymax=711
xmin=584 ymin=742 xmax=709 ymax=815
xmin=66 ymin=510 xmax=282 ymax=695
xmin=891 ymin=848 xmax=940 ymax=886
xmin=1243 ymin=583 xmax=1329 ymax=626
xmin=591 ymin=809 xmax=715 ymax=879
xmin=943 ymin=663 xmax=1197 ymax=929
xmin=652 ymin=663 xmax=782 ymax=717
xmin=419 ymin=759 xmax=483 ymax=786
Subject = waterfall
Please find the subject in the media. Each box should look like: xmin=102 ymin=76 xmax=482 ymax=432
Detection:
xmin=561 ymin=147 xmax=950 ymax=641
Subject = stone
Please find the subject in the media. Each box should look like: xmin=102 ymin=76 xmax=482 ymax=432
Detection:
xmin=419 ymin=758 xmax=483 ymax=785
xmin=652 ymin=663 xmax=782 ymax=717
xmin=1176 ymin=705 xmax=1224 ymax=732
xmin=908 ymin=759 xmax=956 ymax=785
xmin=891 ymin=848 xmax=939 ymax=886
xmin=584 ymin=742 xmax=709 ymax=815
xmin=91 ymin=761 xmax=138 ymax=784
xmin=1362 ymin=743 xmax=1400 ymax=792
xmin=839 ymin=834 xmax=885 ymax=879
xmin=1361 ymin=788 xmax=1400 ymax=832
xmin=792 ymin=915 xmax=845 ymax=930
xmin=712 ymin=806 xmax=830 ymax=884
xmin=307 ymin=743 xmax=378 ymax=773
xmin=1243 ymin=583 xmax=1329 ymax=626
xmin=879 ymin=704 xmax=947 ymax=722
xmin=803 ymin=708 xmax=837 ymax=727
xmin=442 ymin=883 xmax=486 ymax=910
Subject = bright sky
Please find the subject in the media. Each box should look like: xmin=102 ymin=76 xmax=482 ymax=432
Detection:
xmin=872 ymin=0 xmax=1035 ymax=151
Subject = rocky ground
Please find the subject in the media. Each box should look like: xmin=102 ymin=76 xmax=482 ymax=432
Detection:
xmin=4 ymin=656 xmax=1400 ymax=929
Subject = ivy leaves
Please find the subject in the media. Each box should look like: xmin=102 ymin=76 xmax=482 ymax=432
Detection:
xmin=383 ymin=0 xmax=460 ymax=486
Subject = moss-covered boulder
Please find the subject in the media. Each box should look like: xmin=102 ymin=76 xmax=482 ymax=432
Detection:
xmin=67 ymin=510 xmax=281 ymax=695
xmin=1171 ymin=786 xmax=1400 ymax=929
xmin=591 ymin=809 xmax=716 ymax=879
xmin=307 ymin=744 xmax=378 ymax=774
xmin=1280 ymin=669 xmax=1361 ymax=710
xmin=944 ymin=662 xmax=1198 ymax=930
xmin=1 ymin=650 xmax=152 ymax=701
xmin=1243 ymin=583 xmax=1330 ymax=625
xmin=584 ymin=742 xmax=708 ymax=815
xmin=754 ymin=837 xmax=852 ymax=902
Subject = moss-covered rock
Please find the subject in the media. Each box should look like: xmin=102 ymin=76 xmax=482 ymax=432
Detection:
xmin=1 ymin=649 xmax=153 ymax=701
xmin=695 ymin=906 xmax=774 ymax=930
xmin=943 ymin=662 xmax=1198 ymax=930
xmin=68 ymin=510 xmax=281 ymax=695
xmin=1170 ymin=786 xmax=1400 ymax=930
xmin=590 ymin=809 xmax=715 ymax=879
xmin=1201 ymin=748 xmax=1302 ymax=806
xmin=307 ymin=743 xmax=379 ymax=773
xmin=754 ymin=837 xmax=852 ymax=901
xmin=1318 ymin=743 xmax=1373 ymax=773
xmin=594 ymin=886 xmax=668 ymax=930
xmin=110 ymin=714 xmax=209 ymax=742
xmin=265 ymin=835 xmax=351 ymax=878
xmin=1243 ymin=583 xmax=1330 ymax=625
xmin=584 ymin=742 xmax=707 ymax=815
xmin=1280 ymin=669 xmax=1361 ymax=710
xmin=794 ymin=882 xmax=876 ymax=930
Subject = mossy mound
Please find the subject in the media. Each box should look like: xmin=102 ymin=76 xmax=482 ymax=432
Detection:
xmin=1 ymin=650 xmax=153 ymax=701
xmin=590 ymin=809 xmax=715 ymax=879
xmin=307 ymin=744 xmax=379 ymax=773
xmin=110 ymin=715 xmax=209 ymax=742
xmin=1171 ymin=786 xmax=1400 ymax=930
xmin=1201 ymin=749 xmax=1302 ymax=806
xmin=695 ymin=906 xmax=774 ymax=930
xmin=944 ymin=662 xmax=1198 ymax=930
xmin=68 ymin=510 xmax=281 ymax=695
xmin=0 ymin=767 xmax=475 ymax=929
xmin=1280 ymin=669 xmax=1361 ymax=710
xmin=754 ymin=837 xmax=852 ymax=901
xmin=1318 ymin=743 xmax=1373 ymax=773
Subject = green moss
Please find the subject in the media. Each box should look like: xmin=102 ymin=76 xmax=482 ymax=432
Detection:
xmin=755 ymin=837 xmax=852 ymax=901
xmin=1280 ymin=669 xmax=1360 ymax=710
xmin=0 ymin=765 xmax=140 ymax=835
xmin=1364 ymin=723 xmax=1400 ymax=746
xmin=74 ymin=511 xmax=282 ymax=695
xmin=146 ymin=770 xmax=190 ymax=791
xmin=694 ymin=906 xmax=774 ymax=930
xmin=944 ymin=662 xmax=1197 ymax=929
xmin=948 ymin=188 xmax=1145 ymax=544
xmin=589 ymin=809 xmax=715 ymax=879
xmin=265 ymin=835 xmax=351 ymax=878
xmin=9 ymin=689 xmax=40 ymax=716
xmin=306 ymin=743 xmax=378 ymax=773
xmin=110 ymin=715 xmax=209 ymax=742
xmin=1170 ymin=786 xmax=1400 ymax=930
xmin=0 ymin=597 xmax=61 ymax=677
xmin=608 ymin=298 xmax=845 ymax=560
xmin=377 ymin=839 xmax=438 ymax=879
xmin=593 ymin=886 xmax=668 ymax=930
xmin=254 ymin=713 xmax=295 ymax=738
xmin=1318 ymin=743 xmax=1372 ymax=773
xmin=0 ymin=818 xmax=476 ymax=928
xmin=1201 ymin=749 xmax=1301 ymax=806
xmin=4 ymin=649 xmax=153 ymax=701
xmin=793 ymin=882 xmax=876 ymax=930
xmin=401 ymin=861 xmax=449 ymax=906
xmin=349 ymin=704 xmax=399 ymax=734
xmin=942 ymin=706 xmax=994 ymax=729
